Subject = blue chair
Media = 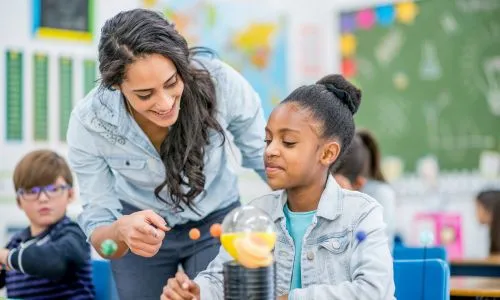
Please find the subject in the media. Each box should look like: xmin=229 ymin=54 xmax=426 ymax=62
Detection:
xmin=393 ymin=246 xmax=448 ymax=261
xmin=393 ymin=259 xmax=450 ymax=300
xmin=92 ymin=259 xmax=119 ymax=300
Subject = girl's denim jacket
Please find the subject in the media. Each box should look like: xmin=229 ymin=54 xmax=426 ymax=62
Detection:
xmin=195 ymin=176 xmax=396 ymax=299
xmin=66 ymin=56 xmax=266 ymax=239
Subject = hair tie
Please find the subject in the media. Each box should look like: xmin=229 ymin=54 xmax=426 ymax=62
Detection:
xmin=323 ymin=83 xmax=358 ymax=114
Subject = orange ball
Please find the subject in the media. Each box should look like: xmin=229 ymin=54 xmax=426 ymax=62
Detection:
xmin=189 ymin=228 xmax=201 ymax=240
xmin=210 ymin=223 xmax=222 ymax=238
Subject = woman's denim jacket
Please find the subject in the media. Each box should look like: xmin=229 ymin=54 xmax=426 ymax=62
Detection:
xmin=66 ymin=56 xmax=266 ymax=239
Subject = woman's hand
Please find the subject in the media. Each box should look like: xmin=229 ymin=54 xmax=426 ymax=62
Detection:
xmin=115 ymin=209 xmax=170 ymax=257
xmin=161 ymin=271 xmax=200 ymax=300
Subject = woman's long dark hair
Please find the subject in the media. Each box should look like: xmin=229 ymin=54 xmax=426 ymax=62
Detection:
xmin=98 ymin=9 xmax=225 ymax=213
xmin=477 ymin=190 xmax=500 ymax=254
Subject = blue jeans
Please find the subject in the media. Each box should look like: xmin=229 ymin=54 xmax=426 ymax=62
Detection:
xmin=111 ymin=201 xmax=240 ymax=300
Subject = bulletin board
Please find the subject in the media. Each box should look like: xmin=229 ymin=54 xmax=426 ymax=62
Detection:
xmin=32 ymin=0 xmax=94 ymax=42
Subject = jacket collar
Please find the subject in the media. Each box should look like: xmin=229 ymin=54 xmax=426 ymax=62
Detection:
xmin=270 ymin=175 xmax=342 ymax=222
xmin=91 ymin=87 xmax=128 ymax=128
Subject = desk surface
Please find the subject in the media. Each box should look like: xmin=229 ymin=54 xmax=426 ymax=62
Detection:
xmin=450 ymin=276 xmax=500 ymax=297
xmin=451 ymin=257 xmax=500 ymax=266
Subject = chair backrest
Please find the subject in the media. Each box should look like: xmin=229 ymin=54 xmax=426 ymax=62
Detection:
xmin=393 ymin=246 xmax=448 ymax=261
xmin=92 ymin=259 xmax=119 ymax=300
xmin=393 ymin=259 xmax=450 ymax=300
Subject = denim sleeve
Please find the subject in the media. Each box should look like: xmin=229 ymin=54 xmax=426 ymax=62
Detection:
xmin=194 ymin=245 xmax=233 ymax=300
xmin=216 ymin=61 xmax=267 ymax=181
xmin=66 ymin=113 xmax=123 ymax=240
xmin=289 ymin=205 xmax=395 ymax=300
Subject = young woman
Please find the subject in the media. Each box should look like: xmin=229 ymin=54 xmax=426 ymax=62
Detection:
xmin=66 ymin=8 xmax=266 ymax=299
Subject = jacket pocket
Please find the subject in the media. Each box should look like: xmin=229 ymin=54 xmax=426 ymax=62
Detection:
xmin=318 ymin=233 xmax=349 ymax=255
xmin=315 ymin=231 xmax=351 ymax=284
xmin=108 ymin=157 xmax=146 ymax=170
xmin=107 ymin=157 xmax=151 ymax=186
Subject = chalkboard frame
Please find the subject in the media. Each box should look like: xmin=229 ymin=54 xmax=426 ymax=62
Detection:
xmin=32 ymin=0 xmax=94 ymax=42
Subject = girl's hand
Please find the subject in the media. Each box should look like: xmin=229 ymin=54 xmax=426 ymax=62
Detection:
xmin=115 ymin=209 xmax=169 ymax=257
xmin=161 ymin=271 xmax=200 ymax=300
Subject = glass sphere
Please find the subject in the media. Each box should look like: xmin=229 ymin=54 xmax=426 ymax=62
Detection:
xmin=221 ymin=205 xmax=275 ymax=234
xmin=220 ymin=205 xmax=276 ymax=265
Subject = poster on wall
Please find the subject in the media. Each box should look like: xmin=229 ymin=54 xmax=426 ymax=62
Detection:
xmin=83 ymin=59 xmax=97 ymax=96
xmin=5 ymin=50 xmax=24 ymax=142
xmin=33 ymin=53 xmax=49 ymax=141
xmin=146 ymin=0 xmax=288 ymax=119
xmin=32 ymin=0 xmax=94 ymax=42
xmin=2 ymin=50 xmax=23 ymax=203
xmin=298 ymin=24 xmax=326 ymax=84
xmin=59 ymin=56 xmax=73 ymax=142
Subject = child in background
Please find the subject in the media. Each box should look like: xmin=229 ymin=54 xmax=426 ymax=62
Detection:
xmin=161 ymin=75 xmax=395 ymax=300
xmin=357 ymin=130 xmax=387 ymax=182
xmin=332 ymin=135 xmax=367 ymax=190
xmin=475 ymin=190 xmax=500 ymax=256
xmin=0 ymin=150 xmax=95 ymax=299
xmin=333 ymin=132 xmax=396 ymax=250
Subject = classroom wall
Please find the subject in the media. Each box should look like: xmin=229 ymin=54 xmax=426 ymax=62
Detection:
xmin=290 ymin=0 xmax=499 ymax=258
xmin=0 ymin=0 xmax=497 ymax=259
xmin=0 ymin=0 xmax=139 ymax=247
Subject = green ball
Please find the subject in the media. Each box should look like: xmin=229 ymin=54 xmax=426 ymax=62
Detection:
xmin=101 ymin=239 xmax=118 ymax=256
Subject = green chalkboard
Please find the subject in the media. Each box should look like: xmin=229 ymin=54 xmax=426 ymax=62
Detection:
xmin=340 ymin=0 xmax=500 ymax=172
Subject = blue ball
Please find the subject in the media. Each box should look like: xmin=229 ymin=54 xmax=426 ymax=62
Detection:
xmin=355 ymin=231 xmax=367 ymax=242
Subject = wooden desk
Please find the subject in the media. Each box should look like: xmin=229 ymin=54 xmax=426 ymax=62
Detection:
xmin=451 ymin=257 xmax=500 ymax=266
xmin=451 ymin=276 xmax=500 ymax=297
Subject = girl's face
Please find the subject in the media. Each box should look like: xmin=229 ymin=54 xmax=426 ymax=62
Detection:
xmin=264 ymin=103 xmax=339 ymax=190
xmin=118 ymin=53 xmax=185 ymax=128
xmin=476 ymin=200 xmax=493 ymax=225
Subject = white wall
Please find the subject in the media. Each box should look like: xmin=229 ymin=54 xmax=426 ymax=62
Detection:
xmin=0 ymin=0 xmax=496 ymax=259
xmin=0 ymin=0 xmax=138 ymax=246
xmin=0 ymin=0 xmax=137 ymax=168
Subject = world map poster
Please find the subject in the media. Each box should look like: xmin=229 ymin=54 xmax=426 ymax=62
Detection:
xmin=145 ymin=0 xmax=288 ymax=119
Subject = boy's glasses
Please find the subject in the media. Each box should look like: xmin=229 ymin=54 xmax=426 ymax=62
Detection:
xmin=16 ymin=184 xmax=71 ymax=202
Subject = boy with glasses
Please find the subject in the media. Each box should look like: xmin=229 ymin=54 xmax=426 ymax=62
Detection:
xmin=0 ymin=150 xmax=95 ymax=299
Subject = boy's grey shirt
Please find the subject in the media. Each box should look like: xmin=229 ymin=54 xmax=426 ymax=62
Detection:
xmin=195 ymin=176 xmax=395 ymax=300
